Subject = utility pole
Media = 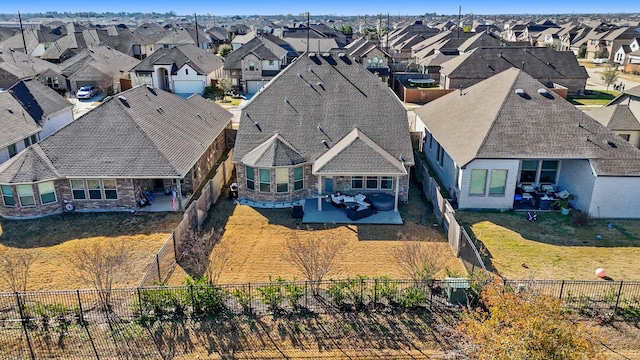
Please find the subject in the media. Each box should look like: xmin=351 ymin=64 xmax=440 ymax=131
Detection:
xmin=386 ymin=13 xmax=390 ymax=50
xmin=18 ymin=10 xmax=28 ymax=54
xmin=378 ymin=14 xmax=382 ymax=41
xmin=306 ymin=12 xmax=310 ymax=53
xmin=457 ymin=5 xmax=461 ymax=39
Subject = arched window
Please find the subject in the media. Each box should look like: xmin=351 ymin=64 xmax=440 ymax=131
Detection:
xmin=248 ymin=60 xmax=256 ymax=71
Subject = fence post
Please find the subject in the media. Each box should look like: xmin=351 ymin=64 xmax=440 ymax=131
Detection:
xmin=156 ymin=255 xmax=161 ymax=284
xmin=76 ymin=290 xmax=84 ymax=323
xmin=248 ymin=283 xmax=252 ymax=314
xmin=171 ymin=232 xmax=178 ymax=261
xmin=374 ymin=278 xmax=378 ymax=307
xmin=614 ymin=281 xmax=624 ymax=314
xmin=77 ymin=290 xmax=100 ymax=359
xmin=304 ymin=281 xmax=308 ymax=309
xmin=137 ymin=288 xmax=144 ymax=317
xmin=360 ymin=278 xmax=364 ymax=307
xmin=559 ymin=280 xmax=565 ymax=299
xmin=14 ymin=292 xmax=35 ymax=360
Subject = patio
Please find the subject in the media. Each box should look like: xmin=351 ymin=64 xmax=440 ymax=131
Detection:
xmin=137 ymin=192 xmax=190 ymax=212
xmin=301 ymin=198 xmax=403 ymax=224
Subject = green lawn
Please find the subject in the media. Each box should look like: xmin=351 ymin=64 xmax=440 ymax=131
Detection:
xmin=455 ymin=211 xmax=640 ymax=281
xmin=567 ymin=90 xmax=619 ymax=105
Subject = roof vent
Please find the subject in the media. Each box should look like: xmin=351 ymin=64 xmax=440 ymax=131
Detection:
xmin=253 ymin=121 xmax=262 ymax=132
xmin=308 ymin=67 xmax=314 ymax=73
xmin=607 ymin=140 xmax=617 ymax=148
xmin=338 ymin=52 xmax=345 ymax=58
xmin=284 ymin=98 xmax=289 ymax=104
xmin=118 ymin=96 xmax=127 ymax=101
xmin=297 ymin=73 xmax=303 ymax=78
xmin=515 ymin=88 xmax=530 ymax=99
xmin=321 ymin=139 xmax=329 ymax=148
xmin=8 ymin=108 xmax=13 ymax=114
xmin=538 ymin=88 xmax=554 ymax=99
xmin=321 ymin=52 xmax=331 ymax=57
xmin=308 ymin=52 xmax=316 ymax=57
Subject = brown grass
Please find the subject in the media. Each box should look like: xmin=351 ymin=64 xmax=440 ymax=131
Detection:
xmin=169 ymin=181 xmax=465 ymax=285
xmin=0 ymin=212 xmax=182 ymax=291
xmin=456 ymin=211 xmax=640 ymax=280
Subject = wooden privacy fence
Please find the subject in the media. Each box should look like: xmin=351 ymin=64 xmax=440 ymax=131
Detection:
xmin=139 ymin=150 xmax=235 ymax=286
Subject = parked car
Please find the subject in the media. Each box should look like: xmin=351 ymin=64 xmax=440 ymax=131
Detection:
xmin=77 ymin=85 xmax=98 ymax=99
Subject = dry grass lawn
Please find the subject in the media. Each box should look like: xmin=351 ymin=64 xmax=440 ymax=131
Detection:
xmin=456 ymin=211 xmax=640 ymax=280
xmin=169 ymin=182 xmax=465 ymax=285
xmin=0 ymin=212 xmax=182 ymax=291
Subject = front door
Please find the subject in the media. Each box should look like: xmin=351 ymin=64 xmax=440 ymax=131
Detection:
xmin=324 ymin=177 xmax=333 ymax=193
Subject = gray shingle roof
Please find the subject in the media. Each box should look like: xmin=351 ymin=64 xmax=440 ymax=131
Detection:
xmin=233 ymin=52 xmax=413 ymax=172
xmin=8 ymin=79 xmax=72 ymax=124
xmin=60 ymin=46 xmax=140 ymax=79
xmin=415 ymin=68 xmax=640 ymax=176
xmin=241 ymin=134 xmax=306 ymax=167
xmin=0 ymin=47 xmax=61 ymax=80
xmin=224 ymin=37 xmax=281 ymax=70
xmin=587 ymin=104 xmax=640 ymax=131
xmin=0 ymin=92 xmax=40 ymax=148
xmin=100 ymin=30 xmax=156 ymax=55
xmin=0 ymin=145 xmax=60 ymax=184
xmin=130 ymin=44 xmax=223 ymax=75
xmin=33 ymin=86 xmax=232 ymax=178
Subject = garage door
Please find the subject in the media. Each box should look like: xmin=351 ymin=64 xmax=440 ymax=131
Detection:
xmin=173 ymin=80 xmax=203 ymax=95
xmin=246 ymin=80 xmax=266 ymax=95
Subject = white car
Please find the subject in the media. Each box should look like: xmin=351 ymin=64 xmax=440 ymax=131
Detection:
xmin=77 ymin=85 xmax=98 ymax=99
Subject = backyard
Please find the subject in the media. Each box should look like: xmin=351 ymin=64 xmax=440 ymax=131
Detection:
xmin=0 ymin=212 xmax=182 ymax=291
xmin=567 ymin=89 xmax=619 ymax=105
xmin=455 ymin=210 xmax=640 ymax=280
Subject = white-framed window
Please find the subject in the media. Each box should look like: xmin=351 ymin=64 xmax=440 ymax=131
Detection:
xmin=70 ymin=179 xmax=86 ymax=200
xmin=86 ymin=179 xmax=102 ymax=200
xmin=366 ymin=176 xmax=379 ymax=189
xmin=1 ymin=185 xmax=15 ymax=207
xmin=248 ymin=60 xmax=256 ymax=71
xmin=269 ymin=60 xmax=274 ymax=66
xmin=276 ymin=168 xmax=288 ymax=193
xmin=8 ymin=144 xmax=17 ymax=158
xmin=17 ymin=185 xmax=35 ymax=207
xmin=46 ymin=76 xmax=60 ymax=89
xmin=293 ymin=166 xmax=304 ymax=190
xmin=351 ymin=176 xmax=363 ymax=189
xmin=103 ymin=179 xmax=118 ymax=200
xmin=245 ymin=165 xmax=255 ymax=191
xmin=489 ymin=170 xmax=507 ymax=195
xmin=259 ymin=168 xmax=270 ymax=192
xmin=469 ymin=169 xmax=487 ymax=195
xmin=519 ymin=160 xmax=559 ymax=184
xmin=380 ymin=176 xmax=393 ymax=189
xmin=38 ymin=181 xmax=56 ymax=204
xmin=436 ymin=143 xmax=445 ymax=166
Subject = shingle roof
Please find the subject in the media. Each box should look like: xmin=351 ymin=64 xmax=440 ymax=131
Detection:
xmin=33 ymin=86 xmax=232 ymax=178
xmin=414 ymin=68 xmax=640 ymax=176
xmin=59 ymin=45 xmax=140 ymax=79
xmin=8 ymin=79 xmax=72 ymax=124
xmin=0 ymin=47 xmax=61 ymax=80
xmin=233 ymin=52 xmax=413 ymax=172
xmin=0 ymin=92 xmax=40 ymax=148
xmin=0 ymin=145 xmax=60 ymax=184
xmin=625 ymin=84 xmax=640 ymax=97
xmin=241 ymin=134 xmax=306 ymax=167
xmin=586 ymin=104 xmax=640 ymax=131
xmin=100 ymin=30 xmax=156 ymax=55
xmin=224 ymin=37 xmax=282 ymax=70
xmin=130 ymin=44 xmax=223 ymax=75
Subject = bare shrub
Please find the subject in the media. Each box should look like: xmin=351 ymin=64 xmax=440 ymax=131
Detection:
xmin=0 ymin=248 xmax=39 ymax=292
xmin=392 ymin=232 xmax=449 ymax=283
xmin=68 ymin=241 xmax=129 ymax=311
xmin=179 ymin=228 xmax=228 ymax=284
xmin=283 ymin=228 xmax=347 ymax=294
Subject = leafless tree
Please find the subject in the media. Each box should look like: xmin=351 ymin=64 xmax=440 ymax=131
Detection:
xmin=216 ymin=77 xmax=234 ymax=96
xmin=179 ymin=228 xmax=229 ymax=284
xmin=96 ymin=73 xmax=115 ymax=96
xmin=283 ymin=229 xmax=347 ymax=295
xmin=0 ymin=248 xmax=39 ymax=292
xmin=392 ymin=232 xmax=449 ymax=283
xmin=601 ymin=65 xmax=619 ymax=92
xmin=68 ymin=241 xmax=129 ymax=311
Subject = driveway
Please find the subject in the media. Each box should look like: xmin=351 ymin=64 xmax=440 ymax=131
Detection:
xmin=69 ymin=93 xmax=106 ymax=118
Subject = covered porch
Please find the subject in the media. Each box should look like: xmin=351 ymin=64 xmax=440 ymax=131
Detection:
xmin=301 ymin=197 xmax=403 ymax=224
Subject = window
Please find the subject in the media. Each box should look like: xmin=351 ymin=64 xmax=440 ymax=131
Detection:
xmin=489 ymin=170 xmax=507 ymax=195
xmin=86 ymin=179 xmax=102 ymax=200
xmin=185 ymin=68 xmax=189 ymax=75
xmin=259 ymin=168 xmax=270 ymax=192
xmin=619 ymin=134 xmax=630 ymax=141
xmin=455 ymin=166 xmax=461 ymax=189
xmin=70 ymin=179 xmax=86 ymax=199
xmin=428 ymin=135 xmax=434 ymax=150
xmin=46 ymin=76 xmax=59 ymax=88
xmin=8 ymin=144 xmax=17 ymax=158
xmin=269 ymin=60 xmax=274 ymax=66
xmin=38 ymin=181 xmax=56 ymax=204
xmin=276 ymin=168 xmax=288 ymax=193
xmin=380 ymin=176 xmax=393 ymax=189
xmin=469 ymin=169 xmax=487 ymax=195
xmin=103 ymin=179 xmax=118 ymax=200
xmin=293 ymin=166 xmax=304 ymax=190
xmin=31 ymin=135 xmax=38 ymax=144
xmin=351 ymin=176 xmax=363 ymax=189
xmin=248 ymin=60 xmax=256 ymax=71
xmin=519 ymin=160 xmax=538 ymax=183
xmin=539 ymin=161 xmax=558 ymax=183
xmin=436 ymin=143 xmax=445 ymax=166
xmin=366 ymin=176 xmax=379 ymax=189
xmin=24 ymin=138 xmax=31 ymax=148
xmin=245 ymin=166 xmax=255 ymax=190
xmin=1 ymin=185 xmax=15 ymax=207
xmin=17 ymin=185 xmax=35 ymax=207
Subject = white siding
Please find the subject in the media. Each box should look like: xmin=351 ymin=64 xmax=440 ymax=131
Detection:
xmin=556 ymin=159 xmax=595 ymax=213
xmin=459 ymin=159 xmax=521 ymax=209
xmin=590 ymin=176 xmax=640 ymax=218
xmin=40 ymin=107 xmax=74 ymax=139
xmin=262 ymin=59 xmax=279 ymax=71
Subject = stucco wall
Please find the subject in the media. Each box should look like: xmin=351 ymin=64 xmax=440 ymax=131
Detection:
xmin=40 ymin=107 xmax=74 ymax=140
xmin=590 ymin=176 xmax=640 ymax=218
xmin=458 ymin=159 xmax=521 ymax=210
xmin=555 ymin=159 xmax=595 ymax=214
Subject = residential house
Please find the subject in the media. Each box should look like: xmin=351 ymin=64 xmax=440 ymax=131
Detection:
xmin=586 ymin=85 xmax=640 ymax=148
xmin=55 ymin=45 xmax=140 ymax=94
xmin=438 ymin=47 xmax=588 ymax=95
xmin=282 ymin=23 xmax=347 ymax=47
xmin=156 ymin=26 xmax=211 ymax=50
xmin=100 ymin=30 xmax=158 ymax=60
xmin=223 ymin=36 xmax=288 ymax=94
xmin=613 ymin=37 xmax=640 ymax=64
xmin=206 ymin=26 xmax=230 ymax=53
xmin=0 ymin=24 xmax=63 ymax=57
xmin=0 ymin=47 xmax=61 ymax=89
xmin=129 ymin=44 xmax=223 ymax=95
xmin=282 ymin=37 xmax=338 ymax=54
xmin=0 ymin=91 xmax=40 ymax=165
xmin=345 ymin=37 xmax=391 ymax=81
xmin=8 ymin=79 xmax=74 ymax=140
xmin=232 ymin=52 xmax=414 ymax=211
xmin=0 ymin=85 xmax=233 ymax=219
xmin=585 ymin=27 xmax=638 ymax=60
xmin=39 ymin=29 xmax=111 ymax=64
xmin=414 ymin=68 xmax=640 ymax=218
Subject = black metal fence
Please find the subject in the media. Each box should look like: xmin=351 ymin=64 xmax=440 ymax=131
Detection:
xmin=2 ymin=278 xmax=640 ymax=358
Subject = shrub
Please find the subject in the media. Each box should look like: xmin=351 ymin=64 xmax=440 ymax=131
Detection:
xmin=400 ymin=286 xmax=427 ymax=308
xmin=257 ymin=276 xmax=286 ymax=313
xmin=570 ymin=210 xmax=593 ymax=226
xmin=230 ymin=286 xmax=253 ymax=315
xmin=184 ymin=276 xmax=226 ymax=316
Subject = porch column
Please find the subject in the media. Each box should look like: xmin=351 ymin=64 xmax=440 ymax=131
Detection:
xmin=176 ymin=179 xmax=183 ymax=210
xmin=317 ymin=175 xmax=323 ymax=211
xmin=394 ymin=175 xmax=400 ymax=212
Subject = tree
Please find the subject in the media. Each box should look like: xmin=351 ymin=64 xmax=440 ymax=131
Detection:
xmin=454 ymin=280 xmax=607 ymax=359
xmin=463 ymin=25 xmax=472 ymax=32
xmin=601 ymin=65 xmax=619 ymax=91
xmin=392 ymin=233 xmax=449 ymax=283
xmin=217 ymin=44 xmax=232 ymax=58
xmin=577 ymin=46 xmax=587 ymax=59
xmin=179 ymin=228 xmax=229 ymax=284
xmin=68 ymin=241 xmax=129 ymax=311
xmin=216 ymin=77 xmax=234 ymax=96
xmin=96 ymin=73 xmax=115 ymax=96
xmin=283 ymin=229 xmax=347 ymax=294
xmin=0 ymin=248 xmax=39 ymax=292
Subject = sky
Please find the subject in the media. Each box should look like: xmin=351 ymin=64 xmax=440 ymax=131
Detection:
xmin=6 ymin=0 xmax=639 ymax=16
